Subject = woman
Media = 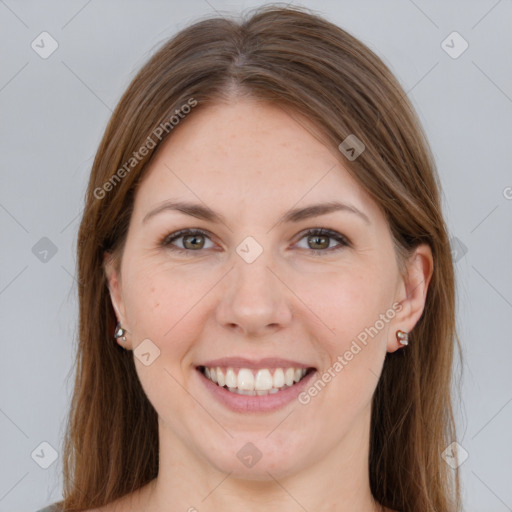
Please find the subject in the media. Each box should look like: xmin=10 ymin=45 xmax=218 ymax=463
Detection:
xmin=37 ymin=5 xmax=461 ymax=512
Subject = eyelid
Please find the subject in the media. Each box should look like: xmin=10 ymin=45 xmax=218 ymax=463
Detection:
xmin=161 ymin=227 xmax=350 ymax=254
xmin=293 ymin=227 xmax=351 ymax=251
xmin=161 ymin=228 xmax=215 ymax=250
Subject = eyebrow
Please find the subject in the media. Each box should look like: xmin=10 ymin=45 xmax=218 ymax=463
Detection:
xmin=142 ymin=200 xmax=370 ymax=226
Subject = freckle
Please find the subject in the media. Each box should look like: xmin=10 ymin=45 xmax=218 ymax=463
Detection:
xmin=154 ymin=303 xmax=160 ymax=309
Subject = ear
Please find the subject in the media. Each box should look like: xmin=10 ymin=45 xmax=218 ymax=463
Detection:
xmin=103 ymin=252 xmax=129 ymax=345
xmin=387 ymin=243 xmax=434 ymax=352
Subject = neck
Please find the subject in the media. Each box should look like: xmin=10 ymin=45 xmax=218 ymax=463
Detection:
xmin=140 ymin=407 xmax=382 ymax=512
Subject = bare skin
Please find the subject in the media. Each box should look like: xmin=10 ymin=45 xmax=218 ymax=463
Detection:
xmin=99 ymin=98 xmax=432 ymax=512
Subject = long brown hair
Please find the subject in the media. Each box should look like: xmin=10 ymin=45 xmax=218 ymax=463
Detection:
xmin=58 ymin=5 xmax=462 ymax=511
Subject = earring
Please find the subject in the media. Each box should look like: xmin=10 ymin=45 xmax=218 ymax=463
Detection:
xmin=396 ymin=330 xmax=409 ymax=346
xmin=114 ymin=322 xmax=126 ymax=342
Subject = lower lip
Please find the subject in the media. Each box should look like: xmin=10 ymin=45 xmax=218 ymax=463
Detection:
xmin=196 ymin=368 xmax=317 ymax=413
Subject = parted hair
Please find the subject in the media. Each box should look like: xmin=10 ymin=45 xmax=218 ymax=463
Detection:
xmin=57 ymin=5 xmax=461 ymax=511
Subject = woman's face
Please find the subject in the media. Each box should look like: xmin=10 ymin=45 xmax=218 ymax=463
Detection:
xmin=106 ymin=98 xmax=430 ymax=480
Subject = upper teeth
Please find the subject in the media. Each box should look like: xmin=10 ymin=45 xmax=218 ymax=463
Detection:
xmin=203 ymin=366 xmax=308 ymax=393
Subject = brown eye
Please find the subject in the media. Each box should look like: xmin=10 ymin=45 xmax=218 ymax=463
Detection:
xmin=295 ymin=228 xmax=350 ymax=254
xmin=162 ymin=229 xmax=214 ymax=254
xmin=307 ymin=234 xmax=330 ymax=250
xmin=182 ymin=234 xmax=206 ymax=250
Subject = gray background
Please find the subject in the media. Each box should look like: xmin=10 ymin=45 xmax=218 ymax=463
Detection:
xmin=1 ymin=1 xmax=511 ymax=511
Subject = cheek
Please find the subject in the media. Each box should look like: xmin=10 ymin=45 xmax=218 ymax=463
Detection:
xmin=295 ymin=262 xmax=395 ymax=349
xmin=122 ymin=258 xmax=214 ymax=351
xmin=305 ymin=265 xmax=395 ymax=407
xmin=296 ymin=264 xmax=394 ymax=407
xmin=122 ymin=262 xmax=205 ymax=410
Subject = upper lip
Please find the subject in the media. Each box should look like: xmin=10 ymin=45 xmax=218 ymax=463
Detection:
xmin=198 ymin=357 xmax=315 ymax=370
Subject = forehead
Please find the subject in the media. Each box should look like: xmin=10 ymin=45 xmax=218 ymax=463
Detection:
xmin=132 ymin=99 xmax=381 ymax=224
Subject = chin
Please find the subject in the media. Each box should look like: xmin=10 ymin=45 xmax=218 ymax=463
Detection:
xmin=200 ymin=434 xmax=311 ymax=481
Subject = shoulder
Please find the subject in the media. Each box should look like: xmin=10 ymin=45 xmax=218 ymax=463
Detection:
xmin=35 ymin=505 xmax=105 ymax=512
xmin=35 ymin=481 xmax=155 ymax=512
xmin=35 ymin=505 xmax=104 ymax=512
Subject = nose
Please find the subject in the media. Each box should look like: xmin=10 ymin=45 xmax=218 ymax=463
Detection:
xmin=215 ymin=255 xmax=293 ymax=337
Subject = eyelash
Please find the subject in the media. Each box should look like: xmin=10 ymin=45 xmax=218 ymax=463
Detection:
xmin=160 ymin=228 xmax=350 ymax=256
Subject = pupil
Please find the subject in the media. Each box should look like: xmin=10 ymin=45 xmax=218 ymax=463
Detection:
xmin=184 ymin=235 xmax=204 ymax=249
xmin=182 ymin=234 xmax=330 ymax=251
xmin=310 ymin=235 xmax=328 ymax=250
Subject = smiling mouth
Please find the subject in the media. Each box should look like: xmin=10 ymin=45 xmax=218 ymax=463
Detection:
xmin=197 ymin=365 xmax=316 ymax=396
